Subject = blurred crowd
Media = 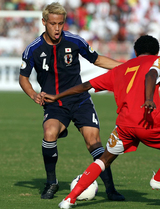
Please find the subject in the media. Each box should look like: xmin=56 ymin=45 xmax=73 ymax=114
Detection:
xmin=0 ymin=0 xmax=160 ymax=60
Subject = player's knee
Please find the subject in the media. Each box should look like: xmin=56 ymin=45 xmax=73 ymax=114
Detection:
xmin=86 ymin=139 xmax=102 ymax=152
xmin=81 ymin=127 xmax=102 ymax=150
xmin=44 ymin=127 xmax=58 ymax=141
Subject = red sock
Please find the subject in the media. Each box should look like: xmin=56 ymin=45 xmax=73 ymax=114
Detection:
xmin=154 ymin=168 xmax=160 ymax=181
xmin=64 ymin=162 xmax=102 ymax=203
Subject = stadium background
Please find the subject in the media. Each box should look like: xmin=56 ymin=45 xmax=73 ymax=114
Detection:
xmin=0 ymin=0 xmax=160 ymax=91
xmin=1 ymin=2 xmax=160 ymax=209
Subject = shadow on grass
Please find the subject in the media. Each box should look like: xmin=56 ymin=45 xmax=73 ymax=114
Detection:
xmin=97 ymin=189 xmax=160 ymax=206
xmin=14 ymin=179 xmax=160 ymax=206
xmin=120 ymin=189 xmax=160 ymax=206
xmin=81 ymin=189 xmax=160 ymax=206
xmin=14 ymin=178 xmax=71 ymax=194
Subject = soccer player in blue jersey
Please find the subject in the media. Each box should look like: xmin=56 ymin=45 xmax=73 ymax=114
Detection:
xmin=19 ymin=2 xmax=124 ymax=201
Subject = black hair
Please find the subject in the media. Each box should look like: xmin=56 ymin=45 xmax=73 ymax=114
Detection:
xmin=134 ymin=35 xmax=159 ymax=56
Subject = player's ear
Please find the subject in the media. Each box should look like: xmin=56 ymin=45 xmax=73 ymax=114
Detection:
xmin=42 ymin=18 xmax=46 ymax=26
xmin=134 ymin=50 xmax=138 ymax=57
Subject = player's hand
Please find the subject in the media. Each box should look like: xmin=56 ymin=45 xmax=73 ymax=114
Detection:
xmin=33 ymin=93 xmax=43 ymax=105
xmin=40 ymin=92 xmax=56 ymax=104
xmin=141 ymin=100 xmax=156 ymax=114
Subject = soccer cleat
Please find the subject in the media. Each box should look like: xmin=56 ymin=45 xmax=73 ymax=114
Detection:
xmin=58 ymin=198 xmax=77 ymax=209
xmin=106 ymin=189 xmax=125 ymax=201
xmin=150 ymin=172 xmax=160 ymax=190
xmin=41 ymin=180 xmax=59 ymax=199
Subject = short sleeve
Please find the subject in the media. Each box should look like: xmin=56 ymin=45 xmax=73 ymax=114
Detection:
xmin=89 ymin=70 xmax=114 ymax=92
xmin=20 ymin=51 xmax=34 ymax=77
xmin=78 ymin=38 xmax=98 ymax=63
xmin=149 ymin=57 xmax=160 ymax=84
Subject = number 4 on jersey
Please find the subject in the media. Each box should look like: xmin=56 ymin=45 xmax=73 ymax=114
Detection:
xmin=42 ymin=58 xmax=49 ymax=71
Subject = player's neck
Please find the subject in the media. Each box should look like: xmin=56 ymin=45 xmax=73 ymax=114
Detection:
xmin=43 ymin=32 xmax=62 ymax=45
xmin=138 ymin=53 xmax=151 ymax=57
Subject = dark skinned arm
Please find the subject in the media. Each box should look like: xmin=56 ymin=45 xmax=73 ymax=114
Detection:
xmin=141 ymin=69 xmax=158 ymax=113
xmin=41 ymin=81 xmax=92 ymax=104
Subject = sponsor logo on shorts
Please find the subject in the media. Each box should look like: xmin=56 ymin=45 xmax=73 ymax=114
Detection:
xmin=108 ymin=128 xmax=119 ymax=148
xmin=43 ymin=113 xmax=48 ymax=121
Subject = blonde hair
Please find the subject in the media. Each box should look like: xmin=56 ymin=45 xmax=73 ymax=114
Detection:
xmin=42 ymin=2 xmax=67 ymax=22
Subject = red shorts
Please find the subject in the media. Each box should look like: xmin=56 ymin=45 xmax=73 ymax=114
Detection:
xmin=106 ymin=125 xmax=160 ymax=155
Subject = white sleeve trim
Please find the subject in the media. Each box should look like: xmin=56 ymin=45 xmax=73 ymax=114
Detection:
xmin=149 ymin=66 xmax=160 ymax=77
xmin=149 ymin=58 xmax=160 ymax=84
xmin=149 ymin=67 xmax=160 ymax=84
xmin=156 ymin=77 xmax=160 ymax=84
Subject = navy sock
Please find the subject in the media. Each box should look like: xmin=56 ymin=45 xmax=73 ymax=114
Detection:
xmin=42 ymin=139 xmax=58 ymax=184
xmin=90 ymin=146 xmax=115 ymax=192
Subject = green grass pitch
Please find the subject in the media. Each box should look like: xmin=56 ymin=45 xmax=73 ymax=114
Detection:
xmin=0 ymin=92 xmax=159 ymax=209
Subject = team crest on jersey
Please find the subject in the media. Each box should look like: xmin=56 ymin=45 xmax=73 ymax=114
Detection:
xmin=64 ymin=54 xmax=73 ymax=65
xmin=20 ymin=61 xmax=26 ymax=69
xmin=89 ymin=46 xmax=94 ymax=53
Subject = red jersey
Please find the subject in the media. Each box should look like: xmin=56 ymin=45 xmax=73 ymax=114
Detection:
xmin=89 ymin=55 xmax=160 ymax=128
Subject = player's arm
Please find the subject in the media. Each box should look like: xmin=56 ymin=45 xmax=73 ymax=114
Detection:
xmin=94 ymin=55 xmax=123 ymax=70
xmin=141 ymin=69 xmax=158 ymax=113
xmin=41 ymin=81 xmax=92 ymax=103
xmin=19 ymin=74 xmax=42 ymax=104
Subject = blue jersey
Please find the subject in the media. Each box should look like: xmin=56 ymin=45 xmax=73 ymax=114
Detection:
xmin=20 ymin=31 xmax=98 ymax=106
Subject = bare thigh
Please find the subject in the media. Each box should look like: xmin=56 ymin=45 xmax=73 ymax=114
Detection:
xmin=43 ymin=119 xmax=66 ymax=142
xmin=79 ymin=126 xmax=102 ymax=152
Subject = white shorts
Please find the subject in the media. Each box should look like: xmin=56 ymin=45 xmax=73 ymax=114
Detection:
xmin=106 ymin=126 xmax=124 ymax=155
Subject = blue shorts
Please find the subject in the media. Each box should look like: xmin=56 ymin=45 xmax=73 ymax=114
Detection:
xmin=43 ymin=97 xmax=100 ymax=138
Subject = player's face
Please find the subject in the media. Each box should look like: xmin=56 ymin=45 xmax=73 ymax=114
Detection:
xmin=42 ymin=13 xmax=65 ymax=44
